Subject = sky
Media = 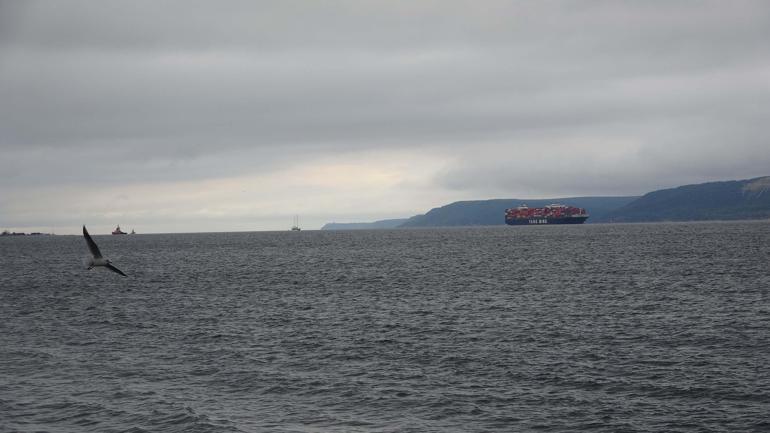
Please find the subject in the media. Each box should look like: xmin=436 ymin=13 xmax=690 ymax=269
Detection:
xmin=1 ymin=0 xmax=769 ymax=233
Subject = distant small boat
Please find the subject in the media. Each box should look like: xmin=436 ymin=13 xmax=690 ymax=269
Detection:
xmin=112 ymin=225 xmax=127 ymax=235
xmin=291 ymin=215 xmax=301 ymax=231
xmin=130 ymin=229 xmax=136 ymax=235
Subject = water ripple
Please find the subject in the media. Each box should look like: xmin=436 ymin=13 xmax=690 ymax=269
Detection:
xmin=1 ymin=222 xmax=769 ymax=431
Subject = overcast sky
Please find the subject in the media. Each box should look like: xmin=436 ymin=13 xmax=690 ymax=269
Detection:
xmin=1 ymin=1 xmax=769 ymax=233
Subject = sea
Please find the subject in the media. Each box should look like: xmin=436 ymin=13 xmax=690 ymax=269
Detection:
xmin=1 ymin=222 xmax=769 ymax=432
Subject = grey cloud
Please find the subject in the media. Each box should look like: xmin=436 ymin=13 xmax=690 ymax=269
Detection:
xmin=1 ymin=0 xmax=769 ymax=226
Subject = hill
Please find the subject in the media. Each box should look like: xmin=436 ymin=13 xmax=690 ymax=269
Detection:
xmin=321 ymin=176 xmax=770 ymax=229
xmin=597 ymin=176 xmax=770 ymax=222
xmin=321 ymin=218 xmax=408 ymax=230
xmin=398 ymin=196 xmax=637 ymax=227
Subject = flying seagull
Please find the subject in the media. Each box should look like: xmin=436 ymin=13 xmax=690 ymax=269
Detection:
xmin=83 ymin=225 xmax=127 ymax=277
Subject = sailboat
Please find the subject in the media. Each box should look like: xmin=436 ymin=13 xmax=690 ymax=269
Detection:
xmin=291 ymin=215 xmax=301 ymax=231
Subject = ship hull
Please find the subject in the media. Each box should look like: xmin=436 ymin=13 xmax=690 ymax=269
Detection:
xmin=505 ymin=216 xmax=588 ymax=225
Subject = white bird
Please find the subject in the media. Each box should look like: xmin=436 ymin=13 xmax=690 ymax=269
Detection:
xmin=83 ymin=225 xmax=127 ymax=277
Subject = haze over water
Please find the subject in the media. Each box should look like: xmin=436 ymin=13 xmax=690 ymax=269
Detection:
xmin=2 ymin=222 xmax=769 ymax=432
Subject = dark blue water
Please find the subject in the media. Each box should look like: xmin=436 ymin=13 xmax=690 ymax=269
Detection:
xmin=2 ymin=222 xmax=769 ymax=432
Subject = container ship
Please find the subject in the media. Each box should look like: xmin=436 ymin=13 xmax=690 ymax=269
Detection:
xmin=505 ymin=204 xmax=589 ymax=225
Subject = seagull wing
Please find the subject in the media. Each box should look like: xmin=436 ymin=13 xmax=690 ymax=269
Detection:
xmin=105 ymin=263 xmax=127 ymax=277
xmin=82 ymin=225 xmax=103 ymax=259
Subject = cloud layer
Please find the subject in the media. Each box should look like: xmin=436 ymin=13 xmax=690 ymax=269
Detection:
xmin=2 ymin=1 xmax=769 ymax=232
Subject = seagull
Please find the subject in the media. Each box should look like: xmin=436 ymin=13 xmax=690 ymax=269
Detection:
xmin=83 ymin=225 xmax=127 ymax=277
